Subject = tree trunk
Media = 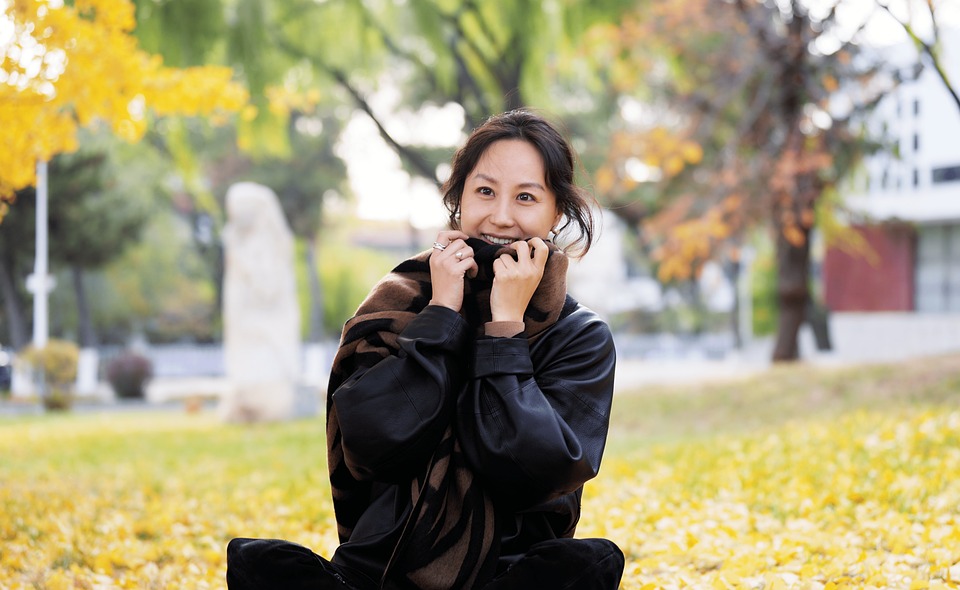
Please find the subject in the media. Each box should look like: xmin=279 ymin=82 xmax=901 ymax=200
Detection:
xmin=305 ymin=236 xmax=326 ymax=343
xmin=806 ymin=300 xmax=832 ymax=351
xmin=688 ymin=279 xmax=706 ymax=335
xmin=71 ymin=265 xmax=98 ymax=348
xmin=772 ymin=223 xmax=811 ymax=362
xmin=0 ymin=254 xmax=28 ymax=349
xmin=725 ymin=258 xmax=743 ymax=349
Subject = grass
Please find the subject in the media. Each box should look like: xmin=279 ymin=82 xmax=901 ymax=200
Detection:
xmin=1 ymin=354 xmax=959 ymax=589
xmin=607 ymin=353 xmax=960 ymax=452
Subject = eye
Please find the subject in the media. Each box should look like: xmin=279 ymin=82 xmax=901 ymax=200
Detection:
xmin=478 ymin=187 xmax=494 ymax=196
xmin=517 ymin=193 xmax=536 ymax=202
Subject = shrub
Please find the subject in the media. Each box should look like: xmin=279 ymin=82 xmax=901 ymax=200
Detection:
xmin=105 ymin=351 xmax=153 ymax=399
xmin=17 ymin=339 xmax=80 ymax=411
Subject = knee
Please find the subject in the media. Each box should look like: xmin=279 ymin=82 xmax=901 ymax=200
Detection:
xmin=226 ymin=538 xmax=265 ymax=589
xmin=554 ymin=538 xmax=624 ymax=589
xmin=578 ymin=538 xmax=623 ymax=574
xmin=576 ymin=538 xmax=624 ymax=590
xmin=535 ymin=537 xmax=623 ymax=568
xmin=226 ymin=537 xmax=327 ymax=590
xmin=590 ymin=538 xmax=624 ymax=567
xmin=227 ymin=537 xmax=314 ymax=567
xmin=593 ymin=538 xmax=625 ymax=577
xmin=492 ymin=538 xmax=625 ymax=590
xmin=227 ymin=537 xmax=255 ymax=567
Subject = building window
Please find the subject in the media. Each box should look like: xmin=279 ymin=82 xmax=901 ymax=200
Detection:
xmin=913 ymin=168 xmax=920 ymax=187
xmin=913 ymin=133 xmax=919 ymax=152
xmin=881 ymin=169 xmax=889 ymax=190
xmin=913 ymin=99 xmax=920 ymax=116
xmin=933 ymin=165 xmax=960 ymax=184
xmin=916 ymin=225 xmax=960 ymax=312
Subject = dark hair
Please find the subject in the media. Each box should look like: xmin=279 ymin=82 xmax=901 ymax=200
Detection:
xmin=441 ymin=110 xmax=596 ymax=257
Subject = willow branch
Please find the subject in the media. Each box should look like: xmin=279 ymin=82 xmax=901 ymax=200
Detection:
xmin=272 ymin=33 xmax=438 ymax=181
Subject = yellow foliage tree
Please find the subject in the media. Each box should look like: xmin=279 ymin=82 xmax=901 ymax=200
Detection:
xmin=0 ymin=0 xmax=248 ymax=218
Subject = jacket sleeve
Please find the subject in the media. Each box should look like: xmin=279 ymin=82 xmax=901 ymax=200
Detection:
xmin=456 ymin=307 xmax=616 ymax=508
xmin=331 ymin=305 xmax=469 ymax=482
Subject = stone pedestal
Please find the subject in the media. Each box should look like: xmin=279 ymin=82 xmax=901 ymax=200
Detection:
xmin=219 ymin=182 xmax=301 ymax=423
xmin=75 ymin=348 xmax=100 ymax=397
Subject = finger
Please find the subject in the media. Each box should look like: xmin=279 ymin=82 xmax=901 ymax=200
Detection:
xmin=443 ymin=239 xmax=472 ymax=262
xmin=465 ymin=259 xmax=479 ymax=279
xmin=455 ymin=245 xmax=475 ymax=260
xmin=447 ymin=238 xmax=468 ymax=251
xmin=433 ymin=238 xmax=463 ymax=260
xmin=528 ymin=237 xmax=549 ymax=267
xmin=452 ymin=251 xmax=475 ymax=268
xmin=433 ymin=232 xmax=452 ymax=250
xmin=494 ymin=252 xmax=518 ymax=275
xmin=436 ymin=230 xmax=470 ymax=246
xmin=510 ymin=239 xmax=533 ymax=262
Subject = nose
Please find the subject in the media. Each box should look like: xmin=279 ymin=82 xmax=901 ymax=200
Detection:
xmin=489 ymin=197 xmax=515 ymax=228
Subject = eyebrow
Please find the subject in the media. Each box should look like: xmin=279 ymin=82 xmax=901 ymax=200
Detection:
xmin=472 ymin=173 xmax=546 ymax=192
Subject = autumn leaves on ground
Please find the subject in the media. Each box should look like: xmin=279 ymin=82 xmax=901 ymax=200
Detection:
xmin=2 ymin=356 xmax=959 ymax=590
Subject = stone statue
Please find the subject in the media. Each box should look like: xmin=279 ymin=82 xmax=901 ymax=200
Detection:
xmin=220 ymin=182 xmax=300 ymax=422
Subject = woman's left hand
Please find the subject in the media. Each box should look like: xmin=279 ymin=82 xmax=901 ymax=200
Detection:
xmin=490 ymin=237 xmax=549 ymax=323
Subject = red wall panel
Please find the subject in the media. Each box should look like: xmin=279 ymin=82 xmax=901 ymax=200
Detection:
xmin=823 ymin=224 xmax=915 ymax=311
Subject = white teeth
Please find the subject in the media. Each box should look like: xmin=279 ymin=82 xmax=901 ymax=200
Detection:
xmin=484 ymin=235 xmax=514 ymax=245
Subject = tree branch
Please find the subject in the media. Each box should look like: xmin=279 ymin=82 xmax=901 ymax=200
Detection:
xmin=876 ymin=0 xmax=960 ymax=112
xmin=347 ymin=0 xmax=437 ymax=86
xmin=735 ymin=0 xmax=777 ymax=54
xmin=450 ymin=36 xmax=494 ymax=122
xmin=271 ymin=32 xmax=439 ymax=181
xmin=460 ymin=0 xmax=501 ymax=59
xmin=325 ymin=67 xmax=439 ymax=181
xmin=726 ymin=69 xmax=776 ymax=165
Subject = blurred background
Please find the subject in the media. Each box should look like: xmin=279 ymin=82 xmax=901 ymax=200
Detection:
xmin=1 ymin=0 xmax=959 ymax=409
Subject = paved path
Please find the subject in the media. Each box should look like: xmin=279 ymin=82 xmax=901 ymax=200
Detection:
xmin=613 ymin=357 xmax=766 ymax=392
xmin=0 ymin=347 xmax=881 ymax=416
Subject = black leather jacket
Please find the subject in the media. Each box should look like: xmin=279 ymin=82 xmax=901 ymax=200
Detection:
xmin=330 ymin=296 xmax=616 ymax=586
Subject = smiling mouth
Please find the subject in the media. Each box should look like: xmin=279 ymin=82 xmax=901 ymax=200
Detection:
xmin=483 ymin=234 xmax=519 ymax=245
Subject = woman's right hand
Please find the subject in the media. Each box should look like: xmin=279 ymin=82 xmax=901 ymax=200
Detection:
xmin=428 ymin=230 xmax=477 ymax=312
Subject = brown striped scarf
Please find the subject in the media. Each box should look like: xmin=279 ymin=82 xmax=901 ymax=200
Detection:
xmin=326 ymin=239 xmax=568 ymax=589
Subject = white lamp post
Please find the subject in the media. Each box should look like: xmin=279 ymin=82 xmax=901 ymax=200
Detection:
xmin=26 ymin=159 xmax=55 ymax=349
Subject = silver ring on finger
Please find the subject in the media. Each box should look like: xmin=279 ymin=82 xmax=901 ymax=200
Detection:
xmin=456 ymin=250 xmax=464 ymax=259
xmin=433 ymin=241 xmax=446 ymax=251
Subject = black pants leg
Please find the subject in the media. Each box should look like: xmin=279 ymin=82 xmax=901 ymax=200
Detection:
xmin=483 ymin=537 xmax=624 ymax=590
xmin=226 ymin=538 xmax=365 ymax=590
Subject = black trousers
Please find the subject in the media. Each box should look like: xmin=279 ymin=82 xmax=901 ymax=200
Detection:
xmin=226 ymin=536 xmax=624 ymax=590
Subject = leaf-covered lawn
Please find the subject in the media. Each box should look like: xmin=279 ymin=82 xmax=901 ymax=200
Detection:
xmin=582 ymin=409 xmax=960 ymax=589
xmin=2 ymin=355 xmax=959 ymax=589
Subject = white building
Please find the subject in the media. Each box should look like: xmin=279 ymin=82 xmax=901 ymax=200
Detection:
xmin=822 ymin=28 xmax=960 ymax=361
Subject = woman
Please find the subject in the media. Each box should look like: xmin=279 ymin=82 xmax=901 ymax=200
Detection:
xmin=227 ymin=110 xmax=624 ymax=590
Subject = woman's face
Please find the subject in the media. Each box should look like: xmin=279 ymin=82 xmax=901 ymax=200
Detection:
xmin=459 ymin=139 xmax=561 ymax=245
